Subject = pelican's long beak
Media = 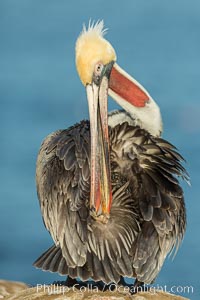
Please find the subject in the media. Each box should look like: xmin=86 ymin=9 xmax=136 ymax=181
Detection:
xmin=86 ymin=62 xmax=114 ymax=220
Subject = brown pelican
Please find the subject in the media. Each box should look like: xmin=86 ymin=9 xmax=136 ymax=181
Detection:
xmin=34 ymin=21 xmax=188 ymax=289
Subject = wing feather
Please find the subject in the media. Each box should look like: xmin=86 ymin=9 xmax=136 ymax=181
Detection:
xmin=109 ymin=122 xmax=187 ymax=283
xmin=36 ymin=121 xmax=90 ymax=267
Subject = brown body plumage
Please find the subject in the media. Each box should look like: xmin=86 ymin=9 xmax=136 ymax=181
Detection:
xmin=34 ymin=111 xmax=187 ymax=284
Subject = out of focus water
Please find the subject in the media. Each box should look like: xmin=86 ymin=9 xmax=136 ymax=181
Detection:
xmin=0 ymin=0 xmax=199 ymax=299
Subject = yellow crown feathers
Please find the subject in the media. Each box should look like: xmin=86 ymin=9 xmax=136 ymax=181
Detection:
xmin=76 ymin=20 xmax=117 ymax=85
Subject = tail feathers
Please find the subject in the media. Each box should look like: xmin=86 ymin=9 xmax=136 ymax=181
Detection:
xmin=33 ymin=245 xmax=91 ymax=280
xmin=33 ymin=245 xmax=68 ymax=275
xmin=33 ymin=245 xmax=130 ymax=284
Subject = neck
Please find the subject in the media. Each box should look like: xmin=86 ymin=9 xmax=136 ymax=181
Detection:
xmin=108 ymin=63 xmax=163 ymax=137
xmin=109 ymin=91 xmax=163 ymax=138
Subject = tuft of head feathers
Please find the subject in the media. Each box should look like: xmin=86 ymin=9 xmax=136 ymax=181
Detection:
xmin=76 ymin=20 xmax=116 ymax=86
xmin=82 ymin=19 xmax=108 ymax=38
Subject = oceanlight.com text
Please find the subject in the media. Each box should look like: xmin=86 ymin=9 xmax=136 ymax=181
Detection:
xmin=36 ymin=283 xmax=194 ymax=296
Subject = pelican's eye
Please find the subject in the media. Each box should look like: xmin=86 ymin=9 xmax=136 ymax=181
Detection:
xmin=93 ymin=62 xmax=104 ymax=85
xmin=95 ymin=63 xmax=104 ymax=76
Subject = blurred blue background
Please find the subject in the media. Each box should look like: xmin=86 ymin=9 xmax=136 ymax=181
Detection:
xmin=0 ymin=0 xmax=199 ymax=299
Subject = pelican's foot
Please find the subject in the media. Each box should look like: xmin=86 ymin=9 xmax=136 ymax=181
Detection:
xmin=52 ymin=276 xmax=78 ymax=287
xmin=131 ymin=279 xmax=149 ymax=294
xmin=95 ymin=281 xmax=116 ymax=291
xmin=117 ymin=277 xmax=149 ymax=295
